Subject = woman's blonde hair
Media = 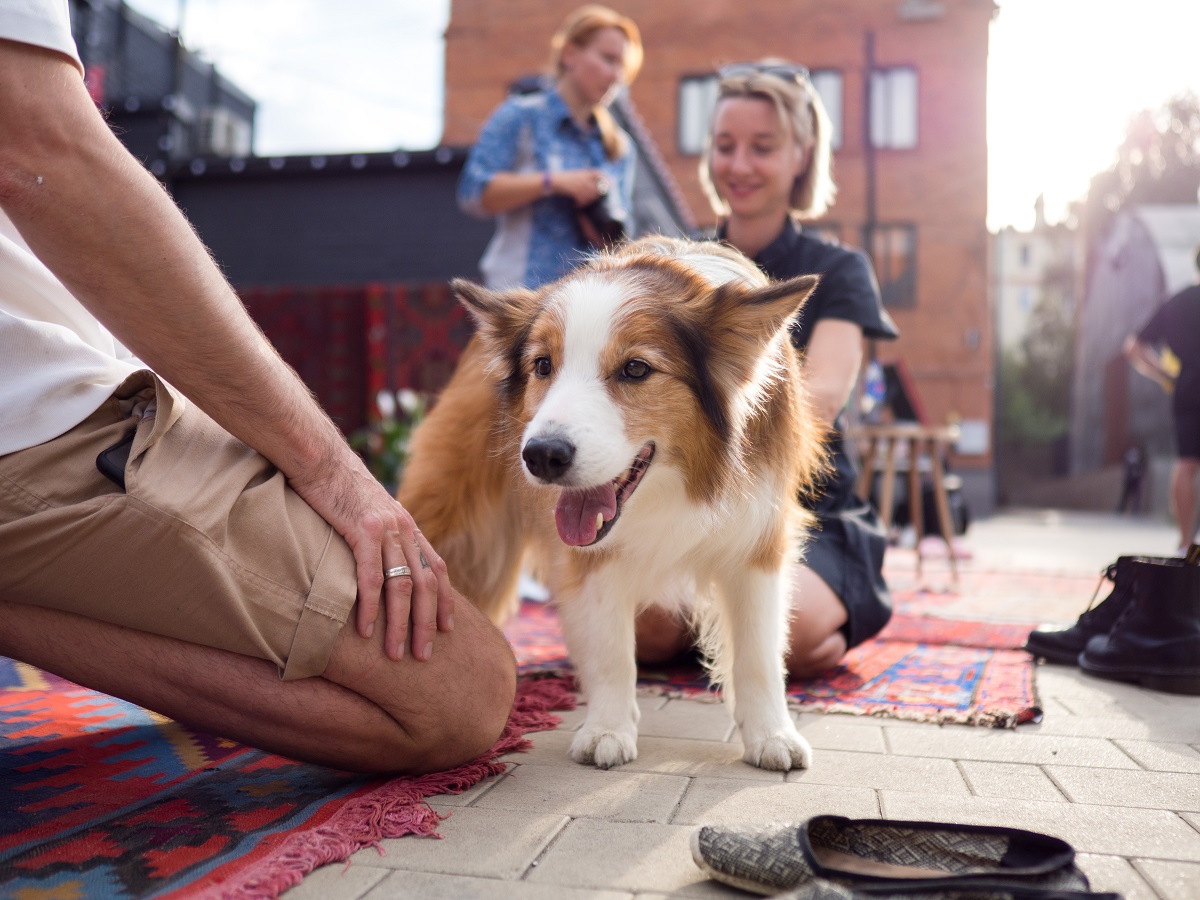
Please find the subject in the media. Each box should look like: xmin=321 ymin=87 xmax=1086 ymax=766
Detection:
xmin=549 ymin=5 xmax=643 ymax=161
xmin=699 ymin=61 xmax=836 ymax=220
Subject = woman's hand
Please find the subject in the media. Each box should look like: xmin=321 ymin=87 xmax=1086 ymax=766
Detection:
xmin=549 ymin=168 xmax=611 ymax=207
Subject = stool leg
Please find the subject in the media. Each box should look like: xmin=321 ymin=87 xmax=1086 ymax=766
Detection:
xmin=856 ymin=437 xmax=878 ymax=503
xmin=908 ymin=437 xmax=925 ymax=578
xmin=878 ymin=438 xmax=898 ymax=535
xmin=929 ymin=441 xmax=959 ymax=581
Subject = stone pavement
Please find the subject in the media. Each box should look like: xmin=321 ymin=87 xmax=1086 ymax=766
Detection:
xmin=284 ymin=510 xmax=1200 ymax=900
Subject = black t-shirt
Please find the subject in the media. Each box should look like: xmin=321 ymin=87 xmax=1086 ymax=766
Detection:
xmin=1138 ymin=283 xmax=1200 ymax=401
xmin=747 ymin=219 xmax=900 ymax=351
xmin=716 ymin=218 xmax=899 ymax=513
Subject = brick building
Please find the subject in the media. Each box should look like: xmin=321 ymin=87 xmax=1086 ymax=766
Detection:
xmin=444 ymin=0 xmax=998 ymax=509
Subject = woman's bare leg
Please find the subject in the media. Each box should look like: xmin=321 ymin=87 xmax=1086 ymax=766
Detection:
xmin=633 ymin=564 xmax=849 ymax=678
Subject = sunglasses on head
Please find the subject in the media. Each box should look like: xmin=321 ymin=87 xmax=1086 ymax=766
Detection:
xmin=718 ymin=62 xmax=810 ymax=83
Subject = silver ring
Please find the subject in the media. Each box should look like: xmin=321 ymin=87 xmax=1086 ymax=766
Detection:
xmin=595 ymin=177 xmax=609 ymax=196
xmin=383 ymin=565 xmax=412 ymax=580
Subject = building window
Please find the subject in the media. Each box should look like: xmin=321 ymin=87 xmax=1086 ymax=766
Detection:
xmin=867 ymin=223 xmax=917 ymax=308
xmin=678 ymin=75 xmax=719 ymax=155
xmin=869 ymin=66 xmax=918 ymax=149
xmin=677 ymin=70 xmax=845 ymax=155
xmin=809 ymin=69 xmax=843 ymax=150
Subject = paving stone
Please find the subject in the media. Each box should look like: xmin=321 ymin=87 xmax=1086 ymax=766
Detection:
xmin=427 ymin=769 xmax=509 ymax=808
xmin=498 ymin=727 xmax=588 ymax=768
xmin=1134 ymin=858 xmax=1200 ymax=900
xmin=958 ymin=761 xmax=1066 ymax=802
xmin=795 ymin=714 xmax=888 ymax=753
xmin=1115 ymin=739 xmax=1200 ymax=773
xmin=884 ymin=725 xmax=1139 ymax=768
xmin=880 ymin=793 xmax=1200 ymax=859
xmin=350 ymin=807 xmax=569 ymax=878
xmin=1024 ymin=713 xmax=1200 ymax=742
xmin=637 ymin=698 xmax=737 ymax=742
xmin=673 ymin=776 xmax=879 ymax=825
xmin=524 ymin=818 xmax=705 ymax=893
xmin=787 ymin=749 xmax=967 ymax=794
xmin=600 ymin=735 xmax=783 ymax=781
xmin=1075 ymin=854 xmax=1158 ymax=900
xmin=362 ymin=871 xmax=636 ymax=899
xmin=470 ymin=762 xmax=689 ymax=822
xmin=283 ymin=863 xmax=388 ymax=900
xmin=1047 ymin=765 xmax=1200 ymax=812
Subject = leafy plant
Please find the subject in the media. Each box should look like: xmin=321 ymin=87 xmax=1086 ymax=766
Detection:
xmin=349 ymin=389 xmax=427 ymax=492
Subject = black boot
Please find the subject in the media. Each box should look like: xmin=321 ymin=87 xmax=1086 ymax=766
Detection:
xmin=1023 ymin=557 xmax=1139 ymax=665
xmin=1080 ymin=558 xmax=1200 ymax=695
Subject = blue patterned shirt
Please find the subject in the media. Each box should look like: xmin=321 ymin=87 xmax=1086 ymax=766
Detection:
xmin=458 ymin=88 xmax=636 ymax=289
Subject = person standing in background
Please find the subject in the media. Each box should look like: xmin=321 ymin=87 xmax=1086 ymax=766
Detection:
xmin=457 ymin=5 xmax=642 ymax=289
xmin=1123 ymin=245 xmax=1200 ymax=554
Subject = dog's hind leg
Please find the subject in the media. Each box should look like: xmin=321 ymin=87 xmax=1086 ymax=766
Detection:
xmin=557 ymin=583 xmax=642 ymax=769
xmin=713 ymin=568 xmax=812 ymax=771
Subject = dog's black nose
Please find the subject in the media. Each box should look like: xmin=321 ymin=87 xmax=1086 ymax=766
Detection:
xmin=523 ymin=436 xmax=575 ymax=482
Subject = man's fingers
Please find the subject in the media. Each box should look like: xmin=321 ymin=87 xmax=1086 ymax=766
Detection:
xmin=383 ymin=568 xmax=413 ymax=660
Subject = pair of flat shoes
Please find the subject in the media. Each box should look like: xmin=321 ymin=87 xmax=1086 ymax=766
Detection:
xmin=691 ymin=815 xmax=1121 ymax=899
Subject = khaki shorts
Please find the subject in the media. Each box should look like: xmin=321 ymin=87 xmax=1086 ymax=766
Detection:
xmin=0 ymin=371 xmax=356 ymax=680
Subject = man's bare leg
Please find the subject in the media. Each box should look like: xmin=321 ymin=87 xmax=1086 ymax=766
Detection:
xmin=0 ymin=595 xmax=516 ymax=774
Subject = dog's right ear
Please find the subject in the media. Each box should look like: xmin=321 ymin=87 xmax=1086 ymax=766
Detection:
xmin=451 ymin=278 xmax=540 ymax=378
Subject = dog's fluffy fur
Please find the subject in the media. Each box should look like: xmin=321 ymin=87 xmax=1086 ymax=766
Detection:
xmin=399 ymin=236 xmax=826 ymax=770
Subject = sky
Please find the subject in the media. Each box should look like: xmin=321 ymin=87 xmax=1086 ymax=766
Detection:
xmin=124 ymin=0 xmax=1200 ymax=233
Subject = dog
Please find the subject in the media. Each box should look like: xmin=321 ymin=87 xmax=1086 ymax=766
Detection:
xmin=399 ymin=236 xmax=826 ymax=771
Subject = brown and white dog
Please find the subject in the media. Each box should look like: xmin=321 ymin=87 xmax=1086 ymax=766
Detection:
xmin=399 ymin=236 xmax=825 ymax=770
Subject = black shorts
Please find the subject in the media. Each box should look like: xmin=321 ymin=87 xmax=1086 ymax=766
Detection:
xmin=802 ymin=497 xmax=893 ymax=649
xmin=1173 ymin=397 xmax=1200 ymax=459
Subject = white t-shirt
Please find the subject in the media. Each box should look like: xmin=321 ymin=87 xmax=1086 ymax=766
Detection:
xmin=0 ymin=0 xmax=160 ymax=455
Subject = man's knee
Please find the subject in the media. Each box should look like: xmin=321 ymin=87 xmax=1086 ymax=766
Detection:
xmin=408 ymin=615 xmax=517 ymax=773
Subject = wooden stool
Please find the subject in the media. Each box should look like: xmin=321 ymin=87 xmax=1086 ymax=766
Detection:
xmin=847 ymin=423 xmax=962 ymax=580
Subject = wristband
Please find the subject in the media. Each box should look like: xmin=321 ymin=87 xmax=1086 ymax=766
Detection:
xmin=542 ymin=170 xmax=553 ymax=197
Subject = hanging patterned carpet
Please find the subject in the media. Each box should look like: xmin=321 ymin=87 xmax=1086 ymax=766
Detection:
xmin=0 ymin=568 xmax=1064 ymax=899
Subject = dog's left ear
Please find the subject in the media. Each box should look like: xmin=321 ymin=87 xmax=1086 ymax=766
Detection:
xmin=710 ymin=273 xmax=819 ymax=350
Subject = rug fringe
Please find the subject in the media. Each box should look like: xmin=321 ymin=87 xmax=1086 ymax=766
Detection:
xmin=189 ymin=675 xmax=577 ymax=900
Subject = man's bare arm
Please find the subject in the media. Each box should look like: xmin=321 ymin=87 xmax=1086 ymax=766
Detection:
xmin=0 ymin=39 xmax=451 ymax=659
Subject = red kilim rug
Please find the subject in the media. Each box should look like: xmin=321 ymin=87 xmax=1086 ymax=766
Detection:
xmin=0 ymin=660 xmax=575 ymax=899
xmin=507 ymin=586 xmax=1045 ymax=729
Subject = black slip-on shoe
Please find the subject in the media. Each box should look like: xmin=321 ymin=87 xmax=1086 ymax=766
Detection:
xmin=690 ymin=816 xmax=1090 ymax=897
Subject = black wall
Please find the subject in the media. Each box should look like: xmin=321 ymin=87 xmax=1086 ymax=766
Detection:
xmin=165 ymin=151 xmax=494 ymax=289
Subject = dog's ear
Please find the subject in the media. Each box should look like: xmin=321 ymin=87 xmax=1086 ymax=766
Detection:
xmin=704 ymin=273 xmax=818 ymax=379
xmin=710 ymin=274 xmax=819 ymax=346
xmin=451 ymin=278 xmax=540 ymax=381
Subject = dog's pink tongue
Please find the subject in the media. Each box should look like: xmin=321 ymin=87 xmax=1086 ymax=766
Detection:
xmin=554 ymin=484 xmax=617 ymax=546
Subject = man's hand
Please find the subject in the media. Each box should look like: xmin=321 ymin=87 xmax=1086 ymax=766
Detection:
xmin=287 ymin=449 xmax=453 ymax=662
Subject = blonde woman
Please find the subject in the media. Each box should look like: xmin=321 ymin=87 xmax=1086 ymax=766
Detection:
xmin=636 ymin=61 xmax=900 ymax=677
xmin=457 ymin=5 xmax=643 ymax=289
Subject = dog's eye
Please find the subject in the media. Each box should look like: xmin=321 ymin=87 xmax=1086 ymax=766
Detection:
xmin=533 ymin=357 xmax=553 ymax=378
xmin=620 ymin=359 xmax=652 ymax=381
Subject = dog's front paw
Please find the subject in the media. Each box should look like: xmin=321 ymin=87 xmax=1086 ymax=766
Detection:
xmin=742 ymin=726 xmax=813 ymax=771
xmin=569 ymin=726 xmax=638 ymax=769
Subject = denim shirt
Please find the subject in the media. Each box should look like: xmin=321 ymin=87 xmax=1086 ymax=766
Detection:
xmin=458 ymin=88 xmax=636 ymax=289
